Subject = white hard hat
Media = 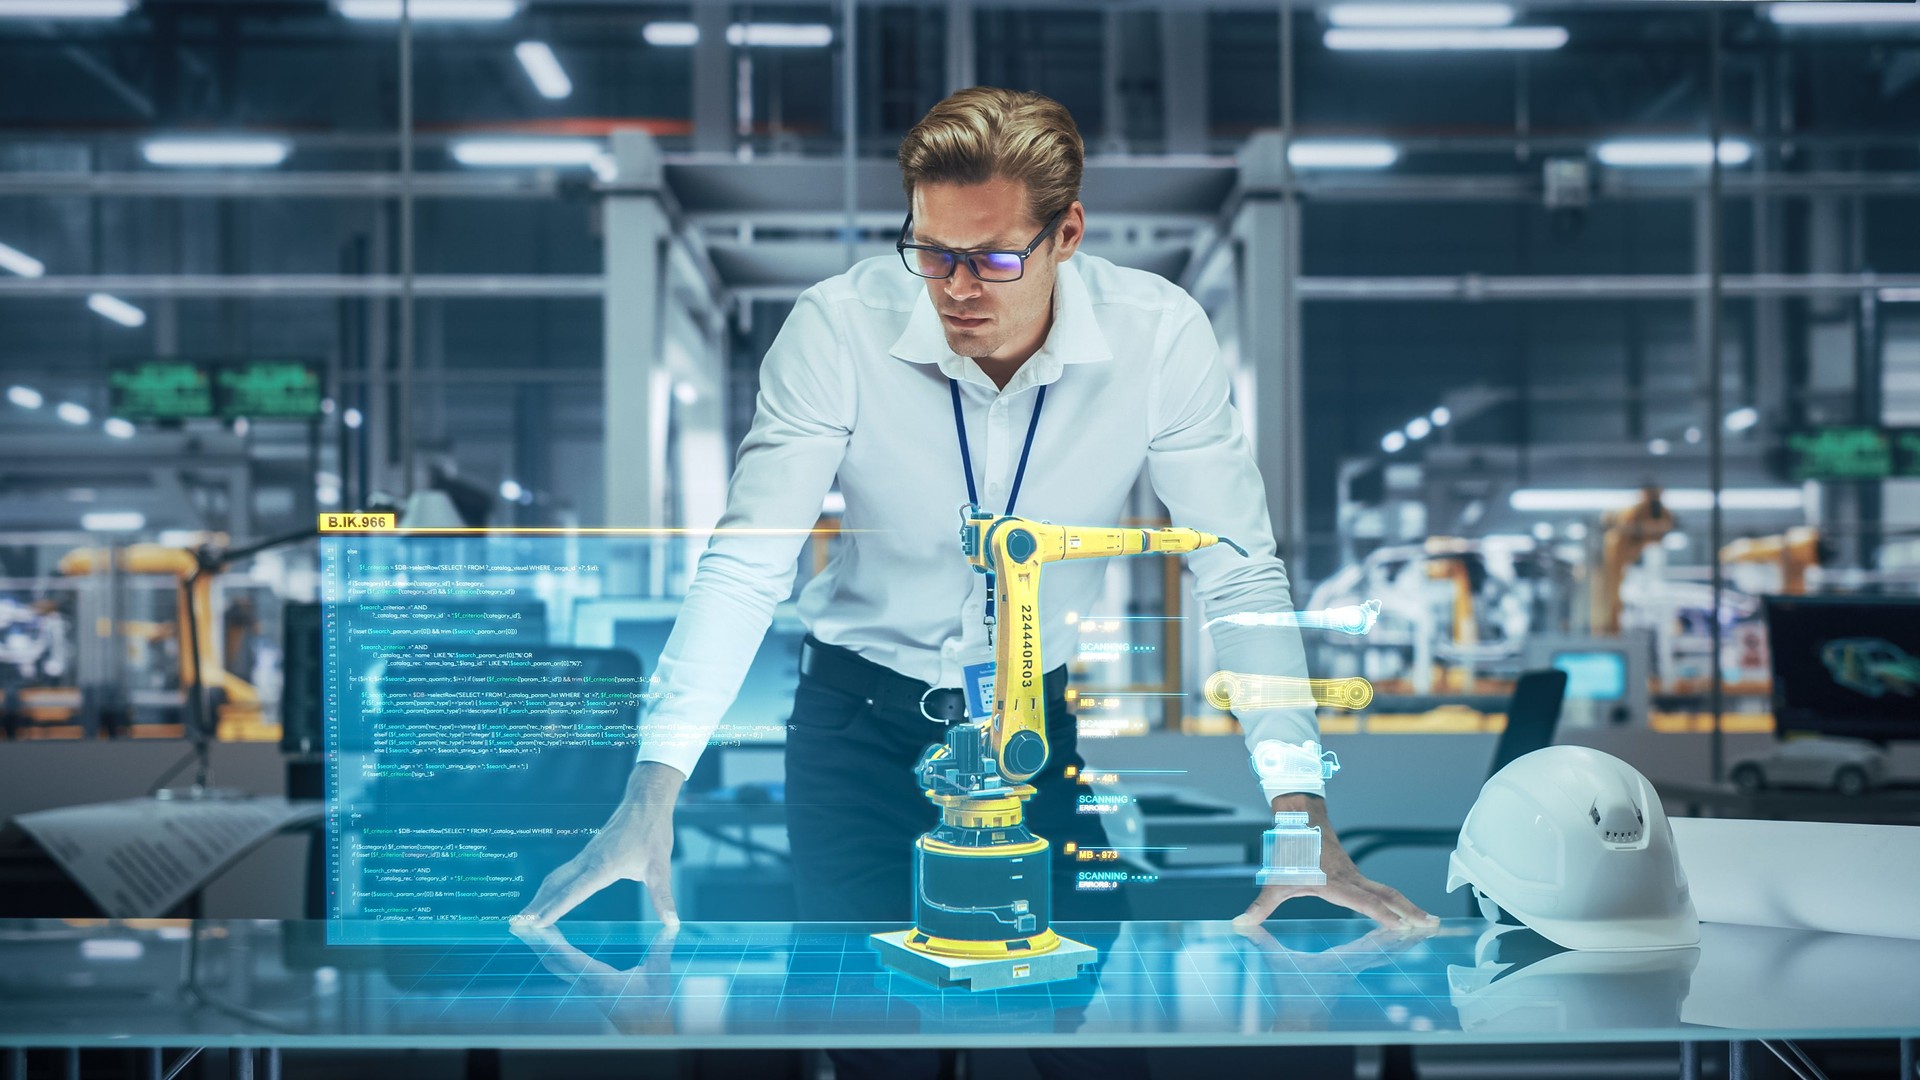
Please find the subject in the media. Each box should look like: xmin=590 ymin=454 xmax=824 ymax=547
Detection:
xmin=1447 ymin=746 xmax=1699 ymax=951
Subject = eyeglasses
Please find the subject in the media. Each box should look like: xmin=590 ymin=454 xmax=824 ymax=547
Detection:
xmin=896 ymin=207 xmax=1067 ymax=283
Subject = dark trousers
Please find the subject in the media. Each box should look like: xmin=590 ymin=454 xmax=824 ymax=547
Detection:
xmin=783 ymin=657 xmax=1145 ymax=1080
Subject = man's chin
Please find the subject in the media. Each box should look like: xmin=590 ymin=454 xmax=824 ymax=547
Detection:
xmin=943 ymin=330 xmax=997 ymax=354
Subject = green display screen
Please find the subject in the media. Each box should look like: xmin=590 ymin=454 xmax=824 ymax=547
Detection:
xmin=215 ymin=360 xmax=322 ymax=419
xmin=109 ymin=360 xmax=214 ymax=420
xmin=1785 ymin=426 xmax=1920 ymax=480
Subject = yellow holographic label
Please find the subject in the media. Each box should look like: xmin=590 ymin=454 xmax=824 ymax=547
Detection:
xmin=318 ymin=512 xmax=398 ymax=532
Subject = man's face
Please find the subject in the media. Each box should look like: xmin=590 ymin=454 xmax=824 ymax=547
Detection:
xmin=909 ymin=177 xmax=1083 ymax=362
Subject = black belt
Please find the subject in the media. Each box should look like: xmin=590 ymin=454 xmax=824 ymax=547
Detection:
xmin=798 ymin=634 xmax=1069 ymax=724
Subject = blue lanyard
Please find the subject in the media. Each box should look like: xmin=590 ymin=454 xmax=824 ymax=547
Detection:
xmin=949 ymin=377 xmax=1046 ymax=634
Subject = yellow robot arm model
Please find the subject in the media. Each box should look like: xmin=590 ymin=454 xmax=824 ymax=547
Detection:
xmin=957 ymin=506 xmax=1245 ymax=783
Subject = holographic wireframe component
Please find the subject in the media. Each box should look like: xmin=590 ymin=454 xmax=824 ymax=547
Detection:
xmin=1207 ymin=598 xmax=1383 ymax=637
xmin=1256 ymin=812 xmax=1326 ymax=887
xmin=1250 ymin=738 xmax=1341 ymax=796
xmin=1205 ymin=671 xmax=1375 ymax=712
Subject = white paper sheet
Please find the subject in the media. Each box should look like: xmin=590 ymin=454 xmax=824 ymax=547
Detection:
xmin=1671 ymin=816 xmax=1920 ymax=941
xmin=12 ymin=796 xmax=322 ymax=918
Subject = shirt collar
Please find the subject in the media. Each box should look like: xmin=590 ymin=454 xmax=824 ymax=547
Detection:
xmin=888 ymin=257 xmax=1113 ymax=392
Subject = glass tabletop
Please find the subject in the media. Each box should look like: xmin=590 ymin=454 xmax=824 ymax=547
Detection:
xmin=2 ymin=918 xmax=1916 ymax=1049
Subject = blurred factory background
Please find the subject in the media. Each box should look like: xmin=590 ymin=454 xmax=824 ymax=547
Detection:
xmin=3 ymin=0 xmax=1920 ymax=934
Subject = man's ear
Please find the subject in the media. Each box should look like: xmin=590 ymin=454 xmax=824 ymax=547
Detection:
xmin=1053 ymin=201 xmax=1086 ymax=262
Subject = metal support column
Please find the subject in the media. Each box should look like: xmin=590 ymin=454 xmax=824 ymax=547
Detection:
xmin=603 ymin=131 xmax=673 ymax=545
xmin=1161 ymin=12 xmax=1209 ymax=156
xmin=693 ymin=3 xmax=732 ymax=154
xmin=1234 ymin=132 xmax=1308 ymax=578
xmin=945 ymin=0 xmax=975 ymax=94
xmin=1706 ymin=10 xmax=1727 ymax=783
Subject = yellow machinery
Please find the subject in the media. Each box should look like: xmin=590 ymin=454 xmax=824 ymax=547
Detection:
xmin=870 ymin=507 xmax=1242 ymax=989
xmin=1721 ymin=526 xmax=1820 ymax=595
xmin=1591 ymin=486 xmax=1676 ymax=637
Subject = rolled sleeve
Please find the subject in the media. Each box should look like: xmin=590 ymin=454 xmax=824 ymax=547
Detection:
xmin=637 ymin=288 xmax=853 ymax=777
xmin=1145 ymin=298 xmax=1320 ymax=798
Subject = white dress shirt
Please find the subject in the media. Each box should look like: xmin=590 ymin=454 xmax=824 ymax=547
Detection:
xmin=638 ymin=252 xmax=1319 ymax=799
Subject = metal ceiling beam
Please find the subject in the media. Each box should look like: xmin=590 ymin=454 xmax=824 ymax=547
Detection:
xmin=1297 ymin=273 xmax=1920 ymax=301
xmin=0 ymin=274 xmax=602 ymax=297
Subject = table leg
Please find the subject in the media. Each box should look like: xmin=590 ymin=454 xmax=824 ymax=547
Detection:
xmin=1901 ymin=1038 xmax=1914 ymax=1079
xmin=1729 ymin=1040 xmax=1751 ymax=1080
xmin=262 ymin=1048 xmax=281 ymax=1080
xmin=1681 ymin=1042 xmax=1700 ymax=1080
xmin=3 ymin=1048 xmax=23 ymax=1080
xmin=229 ymin=1048 xmax=255 ymax=1080
xmin=63 ymin=1047 xmax=77 ymax=1080
xmin=141 ymin=1047 xmax=162 ymax=1080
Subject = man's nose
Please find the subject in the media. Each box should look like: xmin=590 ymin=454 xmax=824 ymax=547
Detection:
xmin=944 ymin=265 xmax=984 ymax=301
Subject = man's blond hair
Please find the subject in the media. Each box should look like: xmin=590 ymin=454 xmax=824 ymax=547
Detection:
xmin=897 ymin=87 xmax=1084 ymax=228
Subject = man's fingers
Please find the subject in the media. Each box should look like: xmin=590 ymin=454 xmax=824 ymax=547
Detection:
xmin=1233 ymin=884 xmax=1300 ymax=928
xmin=1364 ymin=880 xmax=1436 ymax=925
xmin=644 ymin=862 xmax=681 ymax=929
xmin=1326 ymin=880 xmax=1408 ymax=929
xmin=515 ymin=855 xmax=616 ymax=928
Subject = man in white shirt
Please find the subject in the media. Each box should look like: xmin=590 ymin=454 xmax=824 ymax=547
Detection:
xmin=516 ymin=87 xmax=1430 ymax=1068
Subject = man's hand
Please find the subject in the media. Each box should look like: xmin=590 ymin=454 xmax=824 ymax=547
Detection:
xmin=511 ymin=761 xmax=684 ymax=929
xmin=1233 ymin=794 xmax=1436 ymax=930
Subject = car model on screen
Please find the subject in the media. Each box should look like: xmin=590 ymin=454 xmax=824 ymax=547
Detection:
xmin=1730 ymin=737 xmax=1890 ymax=797
xmin=1820 ymin=637 xmax=1920 ymax=699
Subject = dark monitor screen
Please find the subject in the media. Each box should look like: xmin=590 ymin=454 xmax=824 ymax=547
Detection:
xmin=1764 ymin=595 xmax=1920 ymax=741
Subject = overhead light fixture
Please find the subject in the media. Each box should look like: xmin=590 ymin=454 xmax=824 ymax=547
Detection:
xmin=1381 ymin=430 xmax=1408 ymax=453
xmin=1595 ymin=138 xmax=1753 ymax=168
xmin=450 ymin=138 xmax=603 ymax=167
xmin=82 ymin=511 xmax=145 ymax=532
xmin=1510 ymin=488 xmax=1804 ymax=513
xmin=1328 ymin=4 xmax=1515 ymax=27
xmin=1405 ymin=416 xmax=1433 ymax=440
xmin=642 ymin=21 xmax=699 ymax=46
xmin=335 ymin=0 xmax=519 ymax=21
xmin=8 ymin=385 xmax=43 ymax=409
xmin=1531 ymin=521 xmax=1555 ymax=542
xmin=1429 ymin=405 xmax=1451 ymax=427
xmin=1289 ymin=139 xmax=1400 ymax=169
xmin=142 ymin=137 xmax=289 ymax=167
xmin=0 ymin=0 xmax=133 ymax=16
xmin=514 ymin=41 xmax=572 ymax=99
xmin=726 ymin=22 xmax=833 ymax=47
xmin=1880 ymin=287 xmax=1920 ymax=303
xmin=57 ymin=401 xmax=91 ymax=425
xmin=87 ymin=293 xmax=147 ymax=327
xmin=1649 ymin=438 xmax=1672 ymax=456
xmin=1564 ymin=522 xmax=1589 ymax=541
xmin=640 ymin=21 xmax=834 ymax=47
xmin=1767 ymin=3 xmax=1920 ymax=26
xmin=499 ymin=479 xmax=524 ymax=501
xmin=1324 ymin=26 xmax=1567 ymax=50
xmin=103 ymin=417 xmax=135 ymax=439
xmin=1725 ymin=406 xmax=1759 ymax=432
xmin=0 ymin=240 xmax=45 ymax=278
xmin=343 ymin=407 xmax=363 ymax=429
xmin=1684 ymin=425 xmax=1703 ymax=444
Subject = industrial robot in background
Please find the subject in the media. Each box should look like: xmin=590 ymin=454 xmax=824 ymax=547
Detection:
xmin=870 ymin=507 xmax=1245 ymax=990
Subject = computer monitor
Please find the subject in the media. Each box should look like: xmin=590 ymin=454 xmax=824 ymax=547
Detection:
xmin=1764 ymin=595 xmax=1920 ymax=742
xmin=1524 ymin=633 xmax=1649 ymax=728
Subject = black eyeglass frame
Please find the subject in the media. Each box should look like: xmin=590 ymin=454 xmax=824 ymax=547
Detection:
xmin=895 ymin=206 xmax=1068 ymax=282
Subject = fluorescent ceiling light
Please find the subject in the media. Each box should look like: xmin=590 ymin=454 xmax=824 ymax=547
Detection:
xmin=0 ymin=0 xmax=132 ymax=16
xmin=1649 ymin=438 xmax=1672 ymax=455
xmin=1725 ymin=406 xmax=1759 ymax=432
xmin=1405 ymin=416 xmax=1433 ymax=440
xmin=1596 ymin=138 xmax=1752 ymax=168
xmin=1767 ymin=3 xmax=1920 ymax=26
xmin=8 ymin=385 xmax=43 ymax=409
xmin=57 ymin=401 xmax=91 ymax=425
xmin=0 ymin=240 xmax=43 ymax=278
xmin=499 ymin=479 xmax=523 ymax=501
xmin=451 ymin=138 xmax=603 ymax=167
xmin=514 ymin=41 xmax=571 ymax=99
xmin=1289 ymin=139 xmax=1399 ymax=169
xmin=1430 ymin=405 xmax=1451 ymax=427
xmin=1328 ymin=4 xmax=1514 ymax=27
xmin=726 ymin=22 xmax=832 ymax=47
xmin=1880 ymin=287 xmax=1920 ymax=303
xmin=103 ymin=417 xmax=135 ymax=438
xmin=642 ymin=21 xmax=833 ymax=47
xmin=1324 ymin=26 xmax=1567 ymax=50
xmin=335 ymin=0 xmax=519 ymax=21
xmin=642 ymin=21 xmax=698 ymax=46
xmin=87 ymin=293 xmax=146 ymax=327
xmin=1381 ymin=430 xmax=1408 ymax=452
xmin=343 ymin=407 xmax=363 ymax=429
xmin=1510 ymin=488 xmax=1804 ymax=513
xmin=82 ymin=511 xmax=145 ymax=532
xmin=142 ymin=137 xmax=289 ymax=167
